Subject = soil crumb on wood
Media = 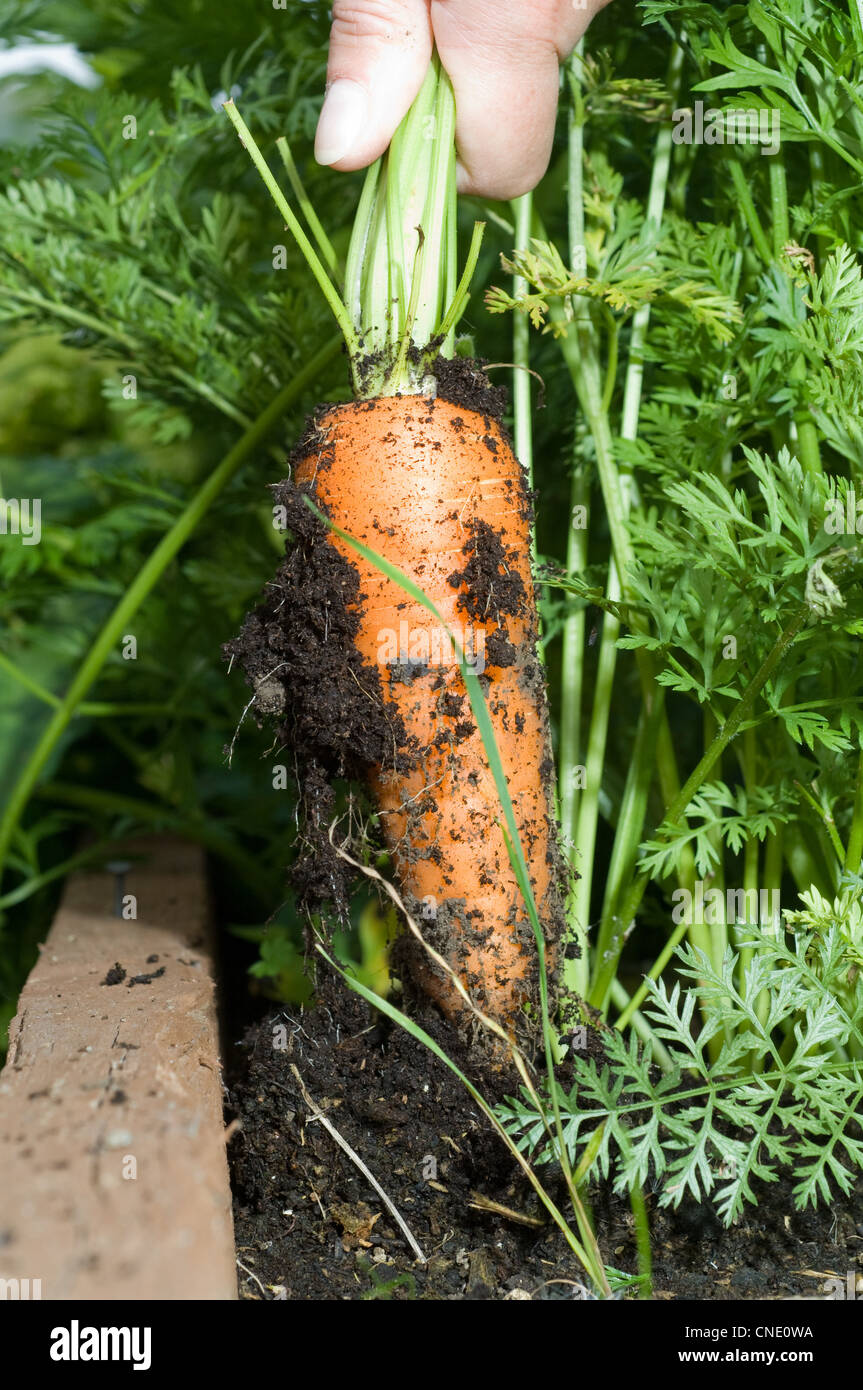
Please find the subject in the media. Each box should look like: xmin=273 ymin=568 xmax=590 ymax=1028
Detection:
xmin=228 ymin=990 xmax=862 ymax=1301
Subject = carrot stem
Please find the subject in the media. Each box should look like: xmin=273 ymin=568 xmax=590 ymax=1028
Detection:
xmin=226 ymin=54 xmax=484 ymax=398
xmin=555 ymin=42 xmax=697 ymax=1008
xmin=608 ymin=599 xmax=814 ymax=1023
xmin=433 ymin=221 xmax=485 ymax=349
xmin=511 ymin=193 xmax=534 ymax=494
xmin=846 ymin=748 xmax=863 ymax=877
xmin=275 ymin=135 xmax=340 ymax=277
xmin=558 ymin=49 xmax=589 ymax=984
xmin=222 ymin=100 xmax=358 ymax=355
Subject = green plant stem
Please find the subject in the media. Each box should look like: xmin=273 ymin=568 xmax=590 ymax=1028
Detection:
xmin=389 ymin=230 xmax=427 ymax=389
xmin=511 ymin=192 xmax=534 ymax=496
xmin=609 ymin=603 xmax=811 ymax=1022
xmin=557 ymin=43 xmax=696 ymax=1003
xmin=434 ymin=222 xmax=485 ymax=346
xmin=846 ymin=748 xmax=863 ymax=876
xmin=703 ymin=709 xmax=727 ymax=973
xmin=556 ymin=308 xmax=703 ymax=1005
xmin=794 ymin=777 xmax=846 ymax=868
xmin=558 ymin=48 xmax=590 ymax=988
xmin=558 ymin=450 xmax=586 ymax=902
xmin=275 ymin=136 xmax=340 ymax=276
xmin=768 ymin=155 xmax=789 ymax=259
xmin=597 ymin=703 xmax=662 ymax=960
xmin=790 ymin=363 xmax=823 ymax=476
xmin=739 ymin=831 xmax=760 ymax=1071
xmin=413 ymin=60 xmax=457 ymax=348
xmin=304 ymin=501 xmax=604 ymax=1238
xmin=757 ymin=824 xmax=784 ymax=1032
xmin=223 ymin=101 xmax=358 ymax=355
xmin=0 ymin=336 xmax=342 ymax=890
xmin=625 ymin=1166 xmax=653 ymax=1299
xmin=729 ymin=159 xmax=773 ymax=264
xmin=0 ymin=651 xmax=170 ymax=718
xmin=735 ymin=725 xmax=758 ymax=1000
xmin=341 ymin=55 xmax=472 ymax=393
xmin=318 ymin=941 xmax=611 ymax=1294
xmin=766 ymin=148 xmax=822 ymax=475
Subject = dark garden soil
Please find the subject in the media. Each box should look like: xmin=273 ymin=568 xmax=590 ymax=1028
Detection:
xmin=226 ymin=979 xmax=862 ymax=1302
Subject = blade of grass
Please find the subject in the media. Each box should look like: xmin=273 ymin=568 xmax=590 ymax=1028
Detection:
xmin=302 ymin=498 xmax=609 ymax=1288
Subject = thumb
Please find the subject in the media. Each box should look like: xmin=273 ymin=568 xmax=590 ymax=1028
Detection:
xmin=315 ymin=0 xmax=433 ymax=171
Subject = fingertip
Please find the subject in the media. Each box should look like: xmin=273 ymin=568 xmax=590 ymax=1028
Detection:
xmin=314 ymin=79 xmax=371 ymax=167
xmin=455 ymin=153 xmax=549 ymax=201
xmin=318 ymin=0 xmax=433 ymax=172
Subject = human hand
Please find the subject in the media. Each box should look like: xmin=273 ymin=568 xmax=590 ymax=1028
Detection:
xmin=314 ymin=0 xmax=613 ymax=200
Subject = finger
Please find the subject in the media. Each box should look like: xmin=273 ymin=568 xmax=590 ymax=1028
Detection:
xmin=315 ymin=0 xmax=434 ymax=171
xmin=432 ymin=0 xmax=612 ymax=199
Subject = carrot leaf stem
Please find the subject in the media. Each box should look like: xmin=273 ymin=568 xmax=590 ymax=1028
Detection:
xmin=358 ymin=52 xmax=460 ymax=393
xmin=275 ymin=135 xmax=340 ymax=278
xmin=225 ymin=55 xmax=482 ymax=398
xmin=222 ymin=100 xmax=357 ymax=355
xmin=430 ymin=220 xmax=485 ymax=350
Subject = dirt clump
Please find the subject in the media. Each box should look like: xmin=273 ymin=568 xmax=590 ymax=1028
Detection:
xmin=228 ymin=987 xmax=862 ymax=1301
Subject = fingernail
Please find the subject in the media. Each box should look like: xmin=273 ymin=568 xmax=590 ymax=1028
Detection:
xmin=315 ymin=79 xmax=368 ymax=166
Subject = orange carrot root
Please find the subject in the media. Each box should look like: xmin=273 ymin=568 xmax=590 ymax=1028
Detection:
xmin=294 ymin=394 xmax=565 ymax=1035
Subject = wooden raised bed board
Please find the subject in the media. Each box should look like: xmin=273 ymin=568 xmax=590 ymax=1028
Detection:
xmin=0 ymin=837 xmax=236 ymax=1300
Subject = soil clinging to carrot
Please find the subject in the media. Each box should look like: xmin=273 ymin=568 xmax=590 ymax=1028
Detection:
xmin=424 ymin=353 xmax=509 ymax=419
xmin=223 ymin=478 xmax=414 ymax=920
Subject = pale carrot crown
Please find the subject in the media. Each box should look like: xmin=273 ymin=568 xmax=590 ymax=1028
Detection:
xmin=224 ymin=54 xmax=484 ymax=400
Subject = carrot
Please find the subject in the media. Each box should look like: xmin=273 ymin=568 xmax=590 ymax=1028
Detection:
xmin=293 ymin=395 xmax=563 ymax=1030
xmin=224 ymin=56 xmax=568 ymax=1038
